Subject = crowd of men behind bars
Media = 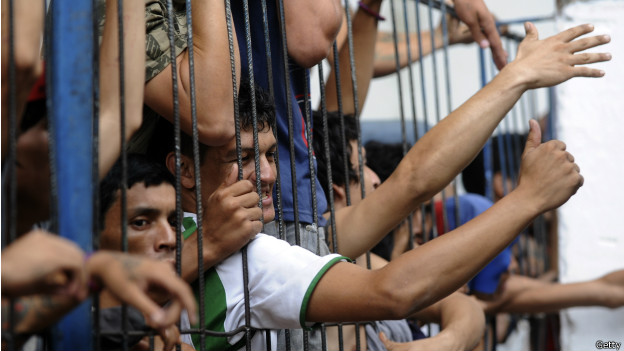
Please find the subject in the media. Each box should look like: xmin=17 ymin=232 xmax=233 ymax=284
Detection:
xmin=2 ymin=0 xmax=623 ymax=349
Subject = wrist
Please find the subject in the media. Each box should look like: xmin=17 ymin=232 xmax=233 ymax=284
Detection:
xmin=358 ymin=1 xmax=385 ymax=21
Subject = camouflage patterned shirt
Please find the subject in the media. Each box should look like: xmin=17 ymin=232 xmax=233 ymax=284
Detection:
xmin=97 ymin=0 xmax=188 ymax=83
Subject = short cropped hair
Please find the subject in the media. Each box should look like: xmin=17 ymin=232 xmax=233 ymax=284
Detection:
xmin=365 ymin=141 xmax=407 ymax=183
xmin=312 ymin=110 xmax=359 ymax=198
xmin=99 ymin=153 xmax=175 ymax=230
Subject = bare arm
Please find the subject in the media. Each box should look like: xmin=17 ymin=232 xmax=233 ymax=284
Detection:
xmin=1 ymin=0 xmax=44 ymax=160
xmin=373 ymin=15 xmax=472 ymax=78
xmin=98 ymin=0 xmax=145 ymax=177
xmin=307 ymin=120 xmax=584 ymax=321
xmin=325 ymin=0 xmax=382 ymax=115
xmin=144 ymin=0 xmax=239 ymax=146
xmin=284 ymin=0 xmax=343 ymax=68
xmin=485 ymin=270 xmax=624 ymax=314
xmin=332 ymin=23 xmax=610 ymax=259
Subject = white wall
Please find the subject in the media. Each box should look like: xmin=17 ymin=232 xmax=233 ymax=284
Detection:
xmin=556 ymin=1 xmax=624 ymax=349
xmin=353 ymin=0 xmax=624 ymax=347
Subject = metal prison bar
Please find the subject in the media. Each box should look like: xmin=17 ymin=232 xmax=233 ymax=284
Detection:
xmin=0 ymin=0 xmax=557 ymax=350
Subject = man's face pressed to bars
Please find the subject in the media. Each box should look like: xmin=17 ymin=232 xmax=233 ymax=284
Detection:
xmin=100 ymin=182 xmax=178 ymax=266
xmin=199 ymin=127 xmax=278 ymax=222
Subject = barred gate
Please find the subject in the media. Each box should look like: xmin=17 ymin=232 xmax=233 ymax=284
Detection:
xmin=2 ymin=0 xmax=557 ymax=350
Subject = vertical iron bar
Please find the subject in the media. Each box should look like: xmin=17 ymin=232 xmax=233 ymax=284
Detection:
xmin=276 ymin=0 xmax=302 ymax=246
xmin=184 ymin=0 xmax=206 ymax=348
xmin=115 ymin=0 xmax=129 ymax=348
xmin=163 ymin=1 xmax=185 ymax=349
xmin=241 ymin=0 xmax=258 ymax=347
xmin=260 ymin=0 xmax=286 ymax=239
xmin=342 ymin=0 xmax=365 ymax=203
xmin=91 ymin=0 xmax=102 ymax=348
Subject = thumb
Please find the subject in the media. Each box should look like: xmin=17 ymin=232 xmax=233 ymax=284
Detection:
xmin=524 ymin=21 xmax=539 ymax=41
xmin=223 ymin=163 xmax=239 ymax=187
xmin=522 ymin=119 xmax=542 ymax=157
xmin=379 ymin=332 xmax=394 ymax=350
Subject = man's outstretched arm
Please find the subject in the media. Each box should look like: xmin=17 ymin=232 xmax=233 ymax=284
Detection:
xmin=307 ymin=121 xmax=584 ymax=322
xmin=379 ymin=292 xmax=484 ymax=351
xmin=144 ymin=0 xmax=239 ymax=147
xmin=484 ymin=270 xmax=624 ymax=314
xmin=332 ymin=22 xmax=610 ymax=259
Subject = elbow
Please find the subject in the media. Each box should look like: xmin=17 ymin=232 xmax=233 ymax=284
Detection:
xmin=196 ymin=116 xmax=235 ymax=147
xmin=376 ymin=276 xmax=431 ymax=320
xmin=288 ymin=38 xmax=334 ymax=69
xmin=287 ymin=8 xmax=342 ymax=68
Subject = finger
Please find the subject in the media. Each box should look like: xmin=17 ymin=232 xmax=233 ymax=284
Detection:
xmin=159 ymin=299 xmax=184 ymax=329
xmin=551 ymin=140 xmax=566 ymax=151
xmin=246 ymin=207 xmax=263 ymax=221
xmin=523 ymin=22 xmax=539 ymax=41
xmin=569 ymin=52 xmax=612 ymax=66
xmin=148 ymin=273 xmax=198 ymax=326
xmin=566 ymin=152 xmax=575 ymax=163
xmin=379 ymin=332 xmax=394 ymax=350
xmin=225 ymin=179 xmax=255 ymax=196
xmin=570 ymin=66 xmax=606 ymax=78
xmin=159 ymin=325 xmax=181 ymax=351
xmin=522 ymin=119 xmax=542 ymax=157
xmin=116 ymin=284 xmax=171 ymax=328
xmin=466 ymin=20 xmax=489 ymax=49
xmin=568 ymin=34 xmax=611 ymax=54
xmin=223 ymin=163 xmax=239 ymax=187
xmin=238 ymin=191 xmax=262 ymax=208
xmin=557 ymin=23 xmax=594 ymax=43
xmin=251 ymin=220 xmax=263 ymax=236
xmin=479 ymin=14 xmax=506 ymax=69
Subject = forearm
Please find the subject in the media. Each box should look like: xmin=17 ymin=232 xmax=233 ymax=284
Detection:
xmin=180 ymin=235 xmax=224 ymax=283
xmin=380 ymin=189 xmax=539 ymax=315
xmin=98 ymin=0 xmax=145 ymax=177
xmin=325 ymin=1 xmax=381 ymax=115
xmin=285 ymin=0 xmax=342 ymax=68
xmin=373 ymin=30 xmax=438 ymax=78
xmin=334 ymin=68 xmax=526 ymax=258
xmin=495 ymin=279 xmax=621 ymax=314
xmin=144 ymin=0 xmax=238 ymax=147
xmin=1 ymin=0 xmax=44 ymax=158
xmin=434 ymin=293 xmax=484 ymax=351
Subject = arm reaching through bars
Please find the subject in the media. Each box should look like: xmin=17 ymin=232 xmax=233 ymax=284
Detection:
xmin=322 ymin=22 xmax=610 ymax=260
xmin=373 ymin=12 xmax=473 ymax=78
xmin=1 ymin=0 xmax=44 ymax=161
xmin=143 ymin=0 xmax=239 ymax=147
xmin=306 ymin=119 xmax=584 ymax=322
xmin=98 ymin=0 xmax=145 ymax=178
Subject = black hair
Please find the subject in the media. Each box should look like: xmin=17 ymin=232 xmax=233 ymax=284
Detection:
xmin=462 ymin=133 xmax=526 ymax=196
xmin=361 ymin=141 xmax=407 ymax=261
xmin=364 ymin=141 xmax=406 ymax=183
xmin=146 ymin=80 xmax=276 ymax=166
xmin=312 ymin=110 xmax=359 ymax=198
xmin=99 ymin=153 xmax=175 ymax=229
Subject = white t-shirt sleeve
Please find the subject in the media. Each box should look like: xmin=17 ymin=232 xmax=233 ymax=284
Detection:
xmin=220 ymin=234 xmax=347 ymax=331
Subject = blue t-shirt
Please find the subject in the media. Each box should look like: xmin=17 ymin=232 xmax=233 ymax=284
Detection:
xmin=231 ymin=0 xmax=327 ymax=225
xmin=442 ymin=193 xmax=513 ymax=295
